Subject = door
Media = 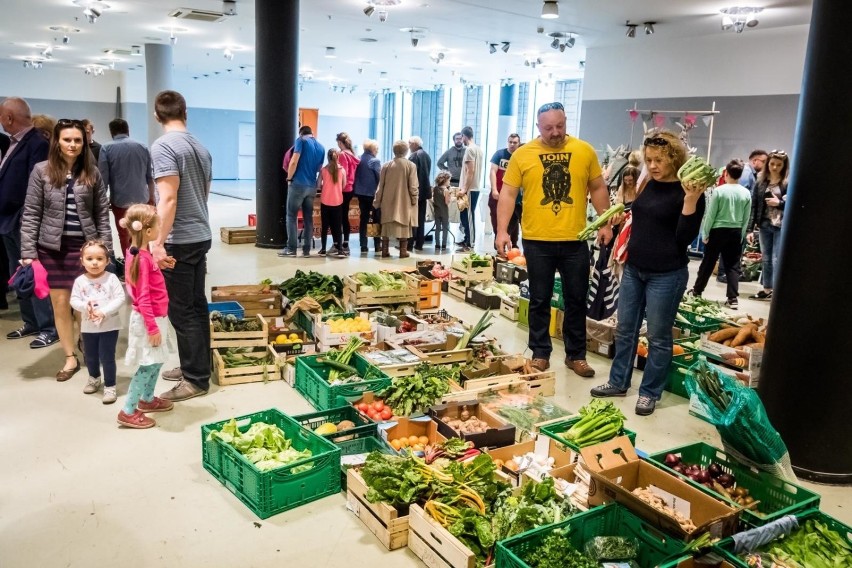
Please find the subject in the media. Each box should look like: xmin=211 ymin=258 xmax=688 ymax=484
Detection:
xmin=238 ymin=122 xmax=256 ymax=180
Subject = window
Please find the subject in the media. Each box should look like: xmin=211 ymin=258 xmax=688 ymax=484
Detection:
xmin=516 ymin=82 xmax=530 ymax=140
xmin=410 ymin=89 xmax=444 ymax=178
xmin=554 ymin=80 xmax=583 ymax=136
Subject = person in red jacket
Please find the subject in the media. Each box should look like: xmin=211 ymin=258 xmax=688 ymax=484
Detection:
xmin=335 ymin=132 xmax=360 ymax=255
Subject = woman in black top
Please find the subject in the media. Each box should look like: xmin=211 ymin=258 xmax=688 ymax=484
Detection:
xmin=590 ymin=130 xmax=707 ymax=416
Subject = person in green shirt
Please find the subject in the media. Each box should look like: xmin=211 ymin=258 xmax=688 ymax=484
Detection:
xmin=689 ymin=159 xmax=752 ymax=308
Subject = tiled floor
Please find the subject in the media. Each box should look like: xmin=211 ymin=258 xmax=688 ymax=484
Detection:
xmin=1 ymin=181 xmax=847 ymax=567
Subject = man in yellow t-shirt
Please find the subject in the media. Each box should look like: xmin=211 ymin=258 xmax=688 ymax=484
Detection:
xmin=496 ymin=101 xmax=612 ymax=378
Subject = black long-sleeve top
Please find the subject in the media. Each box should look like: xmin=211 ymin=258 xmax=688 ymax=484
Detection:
xmin=628 ymin=179 xmax=705 ymax=272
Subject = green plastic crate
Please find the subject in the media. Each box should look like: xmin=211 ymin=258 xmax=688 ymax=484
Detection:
xmin=539 ymin=416 xmax=637 ymax=456
xmin=201 ymin=408 xmax=341 ymax=519
xmin=676 ymin=310 xmax=725 ymax=337
xmin=713 ymin=509 xmax=852 ymax=567
xmin=646 ymin=442 xmax=820 ymax=527
xmin=337 ymin=435 xmax=396 ymax=490
xmin=665 ymin=360 xmax=691 ymax=398
xmin=496 ymin=503 xmax=686 ymax=568
xmin=291 ymin=405 xmax=377 ymax=440
xmin=294 ymin=353 xmax=391 ymax=411
xmin=517 ymin=297 xmax=530 ymax=327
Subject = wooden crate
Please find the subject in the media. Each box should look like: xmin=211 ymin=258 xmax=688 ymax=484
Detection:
xmin=345 ymin=469 xmax=409 ymax=550
xmin=211 ymin=284 xmax=282 ymax=318
xmin=212 ymin=345 xmax=280 ymax=386
xmin=500 ymin=296 xmax=519 ymax=321
xmin=449 ymin=255 xmax=493 ymax=282
xmin=405 ymin=272 xmax=443 ymax=296
xmin=447 ymin=280 xmax=469 ymax=301
xmin=408 ymin=504 xmax=492 ymax=568
xmin=417 ymin=292 xmax=441 ymax=311
xmin=209 ymin=314 xmax=268 ymax=348
xmin=219 ymin=225 xmax=256 ymax=245
xmin=404 ymin=335 xmax=473 ymax=365
xmin=343 ymin=275 xmax=419 ymax=307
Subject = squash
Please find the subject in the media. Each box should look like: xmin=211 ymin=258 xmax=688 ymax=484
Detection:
xmin=511 ymin=255 xmax=527 ymax=266
xmin=506 ymin=247 xmax=521 ymax=260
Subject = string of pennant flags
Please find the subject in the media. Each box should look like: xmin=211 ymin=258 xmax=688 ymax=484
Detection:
xmin=628 ymin=109 xmax=713 ymax=128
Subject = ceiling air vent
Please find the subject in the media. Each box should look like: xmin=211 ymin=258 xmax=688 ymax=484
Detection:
xmin=103 ymin=48 xmax=132 ymax=56
xmin=167 ymin=8 xmax=226 ymax=23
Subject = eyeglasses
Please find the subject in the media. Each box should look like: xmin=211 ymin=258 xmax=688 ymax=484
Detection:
xmin=537 ymin=102 xmax=564 ymax=115
xmin=643 ymin=136 xmax=669 ymax=147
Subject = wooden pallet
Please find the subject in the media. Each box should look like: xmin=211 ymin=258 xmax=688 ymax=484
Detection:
xmin=345 ymin=469 xmax=409 ymax=550
xmin=209 ymin=314 xmax=268 ymax=348
xmin=219 ymin=225 xmax=256 ymax=245
xmin=212 ymin=345 xmax=280 ymax=386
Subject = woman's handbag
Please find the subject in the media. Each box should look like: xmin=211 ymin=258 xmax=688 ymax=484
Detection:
xmin=366 ymin=210 xmax=381 ymax=237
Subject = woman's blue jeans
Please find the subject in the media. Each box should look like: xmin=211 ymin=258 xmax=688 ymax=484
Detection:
xmin=609 ymin=263 xmax=688 ymax=399
xmin=758 ymin=222 xmax=782 ymax=289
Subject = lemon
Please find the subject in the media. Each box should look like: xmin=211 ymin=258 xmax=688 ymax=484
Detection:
xmin=275 ymin=334 xmax=290 ymax=344
xmin=314 ymin=423 xmax=337 ymax=436
xmin=289 ymin=333 xmax=300 ymax=341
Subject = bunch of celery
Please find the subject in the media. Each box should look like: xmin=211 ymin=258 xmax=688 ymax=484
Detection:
xmin=561 ymin=399 xmax=626 ymax=447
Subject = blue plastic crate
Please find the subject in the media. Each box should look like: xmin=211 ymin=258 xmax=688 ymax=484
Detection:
xmin=208 ymin=301 xmax=244 ymax=319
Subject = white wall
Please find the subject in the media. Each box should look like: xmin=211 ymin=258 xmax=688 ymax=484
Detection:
xmin=583 ymin=25 xmax=810 ymax=100
xmin=0 ymin=61 xmax=125 ymax=103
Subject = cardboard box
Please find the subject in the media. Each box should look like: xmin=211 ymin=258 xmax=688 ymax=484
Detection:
xmin=581 ymin=437 xmax=740 ymax=541
xmin=517 ymin=297 xmax=530 ymax=327
xmin=586 ymin=316 xmax=617 ymax=343
xmin=429 ymin=401 xmax=516 ymax=449
xmin=586 ymin=336 xmax=615 ymax=359
xmin=465 ymin=287 xmax=503 ymax=310
xmin=380 ymin=417 xmax=446 ymax=453
xmin=550 ymin=308 xmax=564 ymax=340
xmin=486 ymin=437 xmax=575 ymax=487
xmin=699 ymin=332 xmax=763 ymax=387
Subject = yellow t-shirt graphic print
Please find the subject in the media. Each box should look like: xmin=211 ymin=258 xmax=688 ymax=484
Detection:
xmin=503 ymin=137 xmax=602 ymax=241
xmin=540 ymin=151 xmax=574 ymax=212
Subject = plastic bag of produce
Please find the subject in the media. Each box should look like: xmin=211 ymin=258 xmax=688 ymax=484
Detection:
xmin=584 ymin=536 xmax=639 ymax=561
xmin=685 ymin=357 xmax=796 ymax=481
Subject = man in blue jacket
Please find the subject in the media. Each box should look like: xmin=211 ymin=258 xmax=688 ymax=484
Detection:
xmin=0 ymin=97 xmax=57 ymax=347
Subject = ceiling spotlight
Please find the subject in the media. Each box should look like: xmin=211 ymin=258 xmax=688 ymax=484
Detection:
xmin=489 ymin=43 xmax=497 ymax=54
xmin=501 ymin=41 xmax=510 ymax=53
xmin=131 ymin=45 xmax=142 ymax=56
xmin=644 ymin=22 xmax=655 ymax=35
xmin=720 ymin=7 xmax=763 ymax=33
xmin=83 ymin=6 xmax=101 ymax=23
xmin=170 ymin=32 xmax=177 ymax=45
xmin=579 ymin=60 xmax=586 ymax=69
xmin=325 ymin=46 xmax=336 ymax=58
xmin=559 ymin=43 xmax=566 ymax=52
xmin=626 ymin=23 xmax=637 ymax=38
xmin=550 ymin=37 xmax=560 ymax=49
xmin=541 ymin=0 xmax=558 ymax=19
xmin=222 ymin=0 xmax=237 ymax=16
xmin=429 ymin=52 xmax=444 ymax=64
xmin=243 ymin=79 xmax=251 ymax=86
xmin=411 ymin=35 xmax=419 ymax=47
xmin=63 ymin=34 xmax=70 ymax=44
xmin=363 ymin=5 xmax=375 ymax=16
xmin=224 ymin=48 xmax=234 ymax=61
xmin=565 ymin=35 xmax=575 ymax=48
xmin=378 ymin=10 xmax=388 ymax=23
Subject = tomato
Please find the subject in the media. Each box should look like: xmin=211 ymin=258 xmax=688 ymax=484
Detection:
xmin=372 ymin=401 xmax=385 ymax=411
xmin=367 ymin=410 xmax=379 ymax=421
xmin=380 ymin=408 xmax=393 ymax=421
xmin=357 ymin=403 xmax=369 ymax=413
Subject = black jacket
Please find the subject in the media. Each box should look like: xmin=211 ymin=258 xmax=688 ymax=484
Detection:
xmin=0 ymin=128 xmax=49 ymax=234
xmin=409 ymin=148 xmax=432 ymax=202
xmin=749 ymin=178 xmax=788 ymax=230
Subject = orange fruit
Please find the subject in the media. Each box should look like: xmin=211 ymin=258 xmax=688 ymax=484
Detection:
xmin=390 ymin=439 xmax=402 ymax=451
xmin=418 ymin=436 xmax=429 ymax=446
xmin=407 ymin=435 xmax=420 ymax=445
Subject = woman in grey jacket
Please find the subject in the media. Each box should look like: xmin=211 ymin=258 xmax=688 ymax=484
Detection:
xmin=21 ymin=119 xmax=112 ymax=381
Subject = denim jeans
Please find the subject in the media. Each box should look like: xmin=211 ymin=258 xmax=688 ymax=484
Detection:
xmin=2 ymin=231 xmax=56 ymax=335
xmin=163 ymin=239 xmax=211 ymax=391
xmin=758 ymin=222 xmax=782 ymax=289
xmin=523 ymin=239 xmax=590 ymax=361
xmin=82 ymin=330 xmax=119 ymax=387
xmin=286 ymin=183 xmax=317 ymax=254
xmin=459 ymin=190 xmax=480 ymax=247
xmin=433 ymin=216 xmax=449 ymax=248
xmin=609 ymin=263 xmax=688 ymax=399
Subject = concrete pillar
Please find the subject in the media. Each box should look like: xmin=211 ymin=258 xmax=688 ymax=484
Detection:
xmin=144 ymin=43 xmax=172 ymax=146
xmin=495 ymin=84 xmax=518 ymax=146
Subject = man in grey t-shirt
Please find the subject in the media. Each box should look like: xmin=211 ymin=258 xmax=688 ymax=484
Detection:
xmin=149 ymin=90 xmax=213 ymax=402
xmin=457 ymin=125 xmax=483 ymax=251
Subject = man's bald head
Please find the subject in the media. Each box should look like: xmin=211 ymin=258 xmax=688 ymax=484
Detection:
xmin=1 ymin=97 xmax=33 ymax=135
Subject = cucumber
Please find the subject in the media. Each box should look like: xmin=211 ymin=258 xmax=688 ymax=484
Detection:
xmin=316 ymin=357 xmax=359 ymax=377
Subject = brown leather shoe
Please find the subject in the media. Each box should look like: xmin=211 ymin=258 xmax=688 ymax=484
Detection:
xmin=567 ymin=358 xmax=595 ymax=378
xmin=56 ymin=355 xmax=81 ymax=382
xmin=530 ymin=358 xmax=550 ymax=372
xmin=159 ymin=379 xmax=208 ymax=402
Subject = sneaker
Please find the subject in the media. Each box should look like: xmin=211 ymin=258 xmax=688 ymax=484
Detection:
xmin=635 ymin=395 xmax=657 ymax=416
xmin=716 ymin=275 xmax=728 ymax=283
xmin=336 ymin=248 xmax=348 ymax=257
xmin=29 ymin=332 xmax=59 ymax=349
xmin=590 ymin=382 xmax=628 ymax=398
xmin=749 ymin=290 xmax=772 ymax=300
xmin=6 ymin=325 xmax=39 ymax=339
xmin=277 ymin=249 xmax=297 ymax=257
xmin=342 ymin=243 xmax=350 ymax=254
xmin=161 ymin=367 xmax=183 ymax=381
xmin=456 ymin=245 xmax=471 ymax=253
xmin=567 ymin=358 xmax=595 ymax=378
xmin=530 ymin=358 xmax=550 ymax=372
xmin=159 ymin=379 xmax=208 ymax=402
xmin=302 ymin=250 xmax=311 ymax=257
xmin=317 ymin=248 xmax=327 ymax=256
xmin=327 ymin=245 xmax=339 ymax=256
xmin=360 ymin=246 xmax=368 ymax=253
xmin=724 ymin=298 xmax=739 ymax=310
xmin=117 ymin=409 xmax=156 ymax=429
xmin=83 ymin=376 xmax=101 ymax=394
xmin=102 ymin=386 xmax=117 ymax=405
xmin=137 ymin=396 xmax=174 ymax=413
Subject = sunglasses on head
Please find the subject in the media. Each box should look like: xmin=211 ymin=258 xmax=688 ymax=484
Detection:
xmin=643 ymin=136 xmax=669 ymax=147
xmin=57 ymin=118 xmax=86 ymax=129
xmin=769 ymin=150 xmax=787 ymax=158
xmin=537 ymin=102 xmax=564 ymax=114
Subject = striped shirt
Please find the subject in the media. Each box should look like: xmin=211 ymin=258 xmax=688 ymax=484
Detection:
xmin=63 ymin=175 xmax=84 ymax=237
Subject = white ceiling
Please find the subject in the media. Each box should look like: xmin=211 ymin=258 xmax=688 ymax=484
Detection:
xmin=1 ymin=0 xmax=813 ymax=91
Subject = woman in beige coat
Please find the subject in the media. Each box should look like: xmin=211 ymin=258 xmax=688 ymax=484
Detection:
xmin=373 ymin=140 xmax=419 ymax=258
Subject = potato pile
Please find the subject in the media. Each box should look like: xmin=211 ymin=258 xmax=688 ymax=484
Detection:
xmin=441 ymin=406 xmax=490 ymax=434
